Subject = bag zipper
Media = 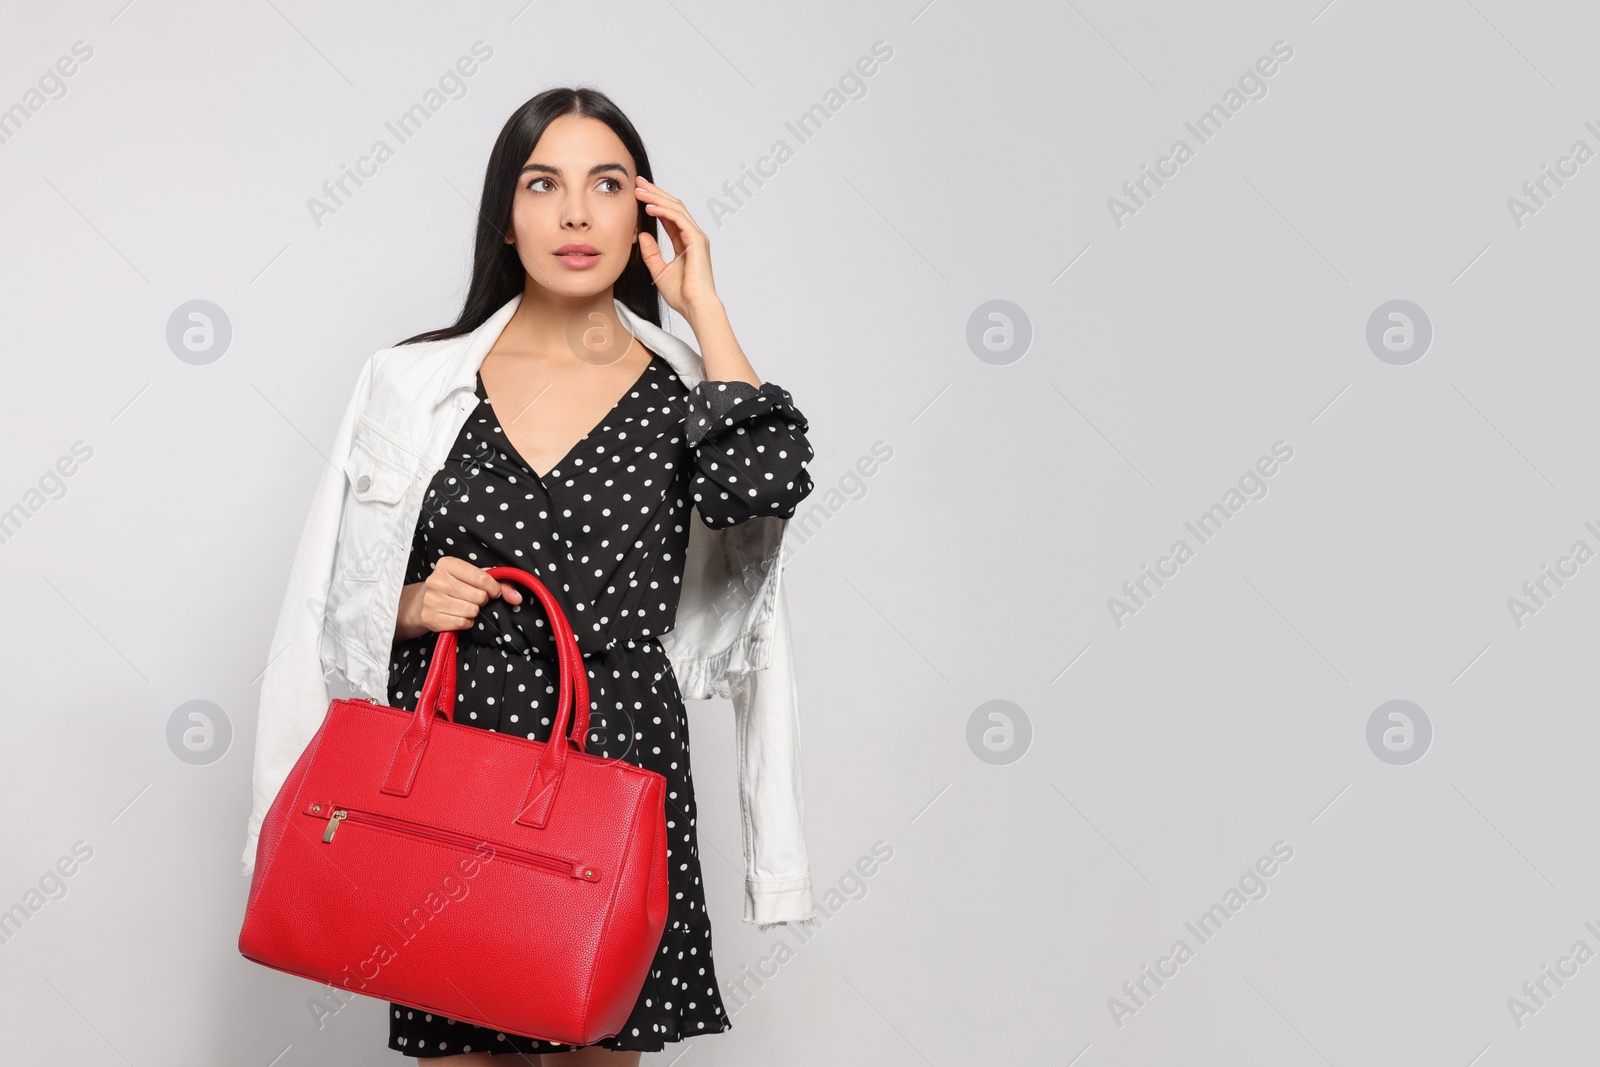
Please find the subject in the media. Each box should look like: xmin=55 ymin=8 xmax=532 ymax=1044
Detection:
xmin=306 ymin=801 xmax=600 ymax=882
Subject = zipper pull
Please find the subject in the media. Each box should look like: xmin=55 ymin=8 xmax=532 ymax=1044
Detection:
xmin=323 ymin=809 xmax=348 ymax=843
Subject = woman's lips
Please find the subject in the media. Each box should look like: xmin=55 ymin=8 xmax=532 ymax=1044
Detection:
xmin=554 ymin=247 xmax=601 ymax=269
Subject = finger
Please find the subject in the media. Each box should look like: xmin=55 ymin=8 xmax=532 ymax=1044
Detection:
xmin=639 ymin=231 xmax=684 ymax=289
xmin=437 ymin=574 xmax=490 ymax=605
xmin=432 ymin=591 xmax=485 ymax=618
xmin=460 ymin=563 xmax=502 ymax=598
xmin=644 ymin=202 xmax=697 ymax=252
xmin=638 ymin=185 xmax=702 ymax=240
xmin=436 ymin=554 xmax=498 ymax=586
xmin=498 ymin=580 xmax=523 ymax=605
xmin=421 ymin=593 xmax=478 ymax=630
xmin=635 ymin=175 xmax=685 ymax=210
xmin=429 ymin=610 xmax=477 ymax=632
xmin=638 ymin=231 xmax=669 ymax=281
xmin=436 ymin=559 xmax=497 ymax=602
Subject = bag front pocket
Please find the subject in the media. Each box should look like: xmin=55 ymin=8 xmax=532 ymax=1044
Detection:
xmin=304 ymin=800 xmax=602 ymax=883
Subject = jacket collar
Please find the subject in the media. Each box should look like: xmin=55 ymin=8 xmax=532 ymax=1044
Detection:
xmin=431 ymin=292 xmax=707 ymax=406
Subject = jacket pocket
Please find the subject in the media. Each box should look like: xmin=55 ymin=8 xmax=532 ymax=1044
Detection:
xmin=336 ymin=433 xmax=417 ymax=581
xmin=345 ymin=434 xmax=414 ymax=504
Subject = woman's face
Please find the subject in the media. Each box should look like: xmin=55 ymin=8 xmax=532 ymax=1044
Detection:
xmin=506 ymin=112 xmax=640 ymax=299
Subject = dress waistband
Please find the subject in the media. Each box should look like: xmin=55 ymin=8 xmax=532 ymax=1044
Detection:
xmin=585 ymin=635 xmax=654 ymax=658
xmin=457 ymin=632 xmax=655 ymax=659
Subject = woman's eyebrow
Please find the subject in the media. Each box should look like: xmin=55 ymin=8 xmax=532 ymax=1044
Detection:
xmin=519 ymin=162 xmax=632 ymax=177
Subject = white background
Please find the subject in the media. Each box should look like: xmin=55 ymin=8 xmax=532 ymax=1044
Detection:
xmin=2 ymin=1 xmax=1598 ymax=1064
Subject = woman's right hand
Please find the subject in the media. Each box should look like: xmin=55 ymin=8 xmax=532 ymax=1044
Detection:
xmin=394 ymin=556 xmax=524 ymax=641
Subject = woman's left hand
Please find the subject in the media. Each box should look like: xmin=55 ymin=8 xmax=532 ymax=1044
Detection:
xmin=634 ymin=176 xmax=719 ymax=319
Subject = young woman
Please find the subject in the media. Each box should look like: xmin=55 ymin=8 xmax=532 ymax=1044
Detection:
xmin=240 ymin=86 xmax=818 ymax=1062
xmin=381 ymin=88 xmax=818 ymax=1062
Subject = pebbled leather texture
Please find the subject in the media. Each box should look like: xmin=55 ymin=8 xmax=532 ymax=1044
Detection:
xmin=238 ymin=566 xmax=669 ymax=1045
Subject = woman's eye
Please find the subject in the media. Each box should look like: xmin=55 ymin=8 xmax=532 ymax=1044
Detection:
xmin=599 ymin=177 xmax=622 ymax=193
xmin=527 ymin=177 xmax=553 ymax=192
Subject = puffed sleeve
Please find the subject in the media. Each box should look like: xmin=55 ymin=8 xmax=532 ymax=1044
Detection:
xmin=684 ymin=378 xmax=815 ymax=528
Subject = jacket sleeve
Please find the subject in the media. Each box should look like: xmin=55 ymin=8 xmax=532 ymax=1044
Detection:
xmin=730 ymin=572 xmax=817 ymax=925
xmin=240 ymin=353 xmax=377 ymax=876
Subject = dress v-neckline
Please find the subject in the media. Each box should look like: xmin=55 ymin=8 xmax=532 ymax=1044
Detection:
xmin=477 ymin=353 xmax=658 ymax=482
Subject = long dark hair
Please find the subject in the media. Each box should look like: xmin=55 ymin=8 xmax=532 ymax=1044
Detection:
xmin=394 ymin=86 xmax=661 ymax=347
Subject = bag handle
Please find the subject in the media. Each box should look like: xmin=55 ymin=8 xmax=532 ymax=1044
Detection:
xmin=411 ymin=566 xmax=591 ymax=742
xmin=379 ymin=566 xmax=594 ymax=831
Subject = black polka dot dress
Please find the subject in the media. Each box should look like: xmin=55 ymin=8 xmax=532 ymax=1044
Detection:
xmin=385 ymin=350 xmax=814 ymax=1057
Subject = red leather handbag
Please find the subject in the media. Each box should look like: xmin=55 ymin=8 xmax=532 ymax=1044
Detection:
xmin=238 ymin=565 xmax=669 ymax=1046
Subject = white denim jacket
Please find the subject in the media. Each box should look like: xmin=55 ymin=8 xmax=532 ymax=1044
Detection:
xmin=241 ymin=293 xmax=815 ymax=926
